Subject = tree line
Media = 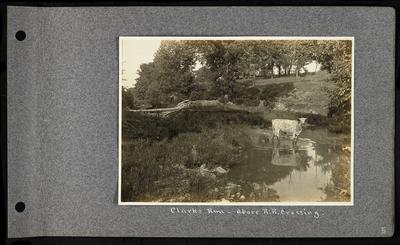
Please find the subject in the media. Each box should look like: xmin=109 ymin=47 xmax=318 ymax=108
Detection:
xmin=123 ymin=39 xmax=352 ymax=125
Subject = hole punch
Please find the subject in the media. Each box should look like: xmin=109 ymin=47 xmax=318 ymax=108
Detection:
xmin=15 ymin=31 xmax=26 ymax=41
xmin=15 ymin=202 xmax=25 ymax=212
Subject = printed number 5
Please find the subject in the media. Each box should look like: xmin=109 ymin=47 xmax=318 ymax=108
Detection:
xmin=381 ymin=227 xmax=387 ymax=234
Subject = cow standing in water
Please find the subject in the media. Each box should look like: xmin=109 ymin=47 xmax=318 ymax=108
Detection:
xmin=272 ymin=118 xmax=307 ymax=146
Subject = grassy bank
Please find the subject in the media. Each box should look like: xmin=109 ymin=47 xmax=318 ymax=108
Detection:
xmin=121 ymin=125 xmax=253 ymax=202
xmin=122 ymin=107 xmax=269 ymax=141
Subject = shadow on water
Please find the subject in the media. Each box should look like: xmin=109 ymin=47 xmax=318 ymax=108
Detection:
xmin=226 ymin=128 xmax=351 ymax=202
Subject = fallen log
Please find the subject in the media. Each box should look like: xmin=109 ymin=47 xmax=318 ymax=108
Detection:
xmin=127 ymin=100 xmax=232 ymax=114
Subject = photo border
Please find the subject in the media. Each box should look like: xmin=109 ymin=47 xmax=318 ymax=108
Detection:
xmin=118 ymin=36 xmax=355 ymax=206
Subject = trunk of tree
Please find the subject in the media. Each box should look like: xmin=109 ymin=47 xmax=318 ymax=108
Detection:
xmin=278 ymin=66 xmax=281 ymax=77
xmin=288 ymin=65 xmax=291 ymax=76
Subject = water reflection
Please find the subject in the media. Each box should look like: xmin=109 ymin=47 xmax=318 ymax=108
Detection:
xmin=269 ymin=139 xmax=331 ymax=202
xmin=226 ymin=129 xmax=350 ymax=202
xmin=272 ymin=147 xmax=299 ymax=167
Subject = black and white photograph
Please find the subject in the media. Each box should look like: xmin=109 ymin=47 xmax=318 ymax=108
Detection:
xmin=118 ymin=37 xmax=353 ymax=205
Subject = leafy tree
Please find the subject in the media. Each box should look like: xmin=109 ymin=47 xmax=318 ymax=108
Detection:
xmin=153 ymin=41 xmax=197 ymax=97
xmin=194 ymin=40 xmax=244 ymax=97
xmin=122 ymin=86 xmax=135 ymax=109
xmin=132 ymin=38 xmax=352 ymax=127
xmin=326 ymin=41 xmax=352 ymax=117
xmin=313 ymin=40 xmax=352 ymax=132
xmin=279 ymin=40 xmax=316 ymax=78
xmin=133 ymin=41 xmax=197 ymax=107
xmin=134 ymin=62 xmax=163 ymax=107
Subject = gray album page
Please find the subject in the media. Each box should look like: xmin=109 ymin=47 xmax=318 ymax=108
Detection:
xmin=7 ymin=6 xmax=395 ymax=238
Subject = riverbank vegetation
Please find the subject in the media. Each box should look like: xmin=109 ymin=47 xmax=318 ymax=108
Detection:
xmin=121 ymin=125 xmax=253 ymax=202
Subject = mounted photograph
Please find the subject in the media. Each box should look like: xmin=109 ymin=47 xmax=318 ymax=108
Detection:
xmin=118 ymin=37 xmax=353 ymax=205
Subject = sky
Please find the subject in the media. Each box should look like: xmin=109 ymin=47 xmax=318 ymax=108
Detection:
xmin=121 ymin=39 xmax=161 ymax=88
xmin=121 ymin=38 xmax=321 ymax=88
xmin=304 ymin=61 xmax=321 ymax=73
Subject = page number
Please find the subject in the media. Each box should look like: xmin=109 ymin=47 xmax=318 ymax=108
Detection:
xmin=381 ymin=227 xmax=387 ymax=234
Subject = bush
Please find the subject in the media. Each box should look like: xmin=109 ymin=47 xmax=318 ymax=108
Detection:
xmin=232 ymin=85 xmax=261 ymax=106
xmin=259 ymin=83 xmax=295 ymax=103
xmin=122 ymin=108 xmax=268 ymax=141
xmin=327 ymin=114 xmax=351 ymax=133
xmin=296 ymin=112 xmax=329 ymax=127
xmin=122 ymin=111 xmax=181 ymax=141
xmin=121 ymin=125 xmax=253 ymax=202
xmin=238 ymin=79 xmax=255 ymax=87
xmin=121 ymin=139 xmax=162 ymax=201
xmin=230 ymin=82 xmax=295 ymax=107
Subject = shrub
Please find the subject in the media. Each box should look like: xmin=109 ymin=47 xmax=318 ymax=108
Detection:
xmin=121 ymin=125 xmax=253 ymax=202
xmin=122 ymin=109 xmax=268 ymax=141
xmin=296 ymin=112 xmax=329 ymax=127
xmin=232 ymin=86 xmax=261 ymax=106
xmin=259 ymin=82 xmax=295 ymax=103
xmin=230 ymin=82 xmax=294 ymax=107
xmin=327 ymin=114 xmax=351 ymax=133
xmin=120 ymin=139 xmax=161 ymax=201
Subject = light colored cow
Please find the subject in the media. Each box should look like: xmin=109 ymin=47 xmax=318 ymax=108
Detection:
xmin=272 ymin=118 xmax=307 ymax=145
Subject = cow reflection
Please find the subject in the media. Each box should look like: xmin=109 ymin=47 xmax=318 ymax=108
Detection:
xmin=271 ymin=146 xmax=300 ymax=167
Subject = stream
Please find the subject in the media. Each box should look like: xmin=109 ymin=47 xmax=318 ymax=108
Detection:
xmin=222 ymin=128 xmax=351 ymax=203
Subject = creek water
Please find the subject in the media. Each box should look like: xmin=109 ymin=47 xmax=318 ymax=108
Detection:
xmin=224 ymin=128 xmax=351 ymax=203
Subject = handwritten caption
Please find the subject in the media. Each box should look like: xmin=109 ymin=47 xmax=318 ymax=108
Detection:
xmin=170 ymin=207 xmax=321 ymax=219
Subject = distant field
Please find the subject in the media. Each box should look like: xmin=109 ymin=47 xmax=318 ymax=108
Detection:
xmin=238 ymin=71 xmax=331 ymax=86
xmin=246 ymin=71 xmax=335 ymax=116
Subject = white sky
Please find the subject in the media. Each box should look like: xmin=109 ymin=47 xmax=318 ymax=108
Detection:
xmin=304 ymin=61 xmax=321 ymax=73
xmin=121 ymin=39 xmax=161 ymax=88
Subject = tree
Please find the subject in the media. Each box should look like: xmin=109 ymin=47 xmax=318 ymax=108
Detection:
xmin=133 ymin=41 xmax=197 ymax=107
xmin=279 ymin=40 xmax=316 ymax=78
xmin=193 ymin=40 xmax=244 ymax=97
xmin=152 ymin=41 xmax=197 ymax=102
xmin=325 ymin=41 xmax=352 ymax=117
xmin=314 ymin=40 xmax=352 ymax=132
xmin=122 ymin=87 xmax=135 ymax=109
xmin=134 ymin=62 xmax=162 ymax=107
xmin=131 ymin=39 xmax=351 ymax=124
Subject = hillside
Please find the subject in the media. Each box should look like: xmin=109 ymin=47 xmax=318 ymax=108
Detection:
xmin=252 ymin=71 xmax=334 ymax=116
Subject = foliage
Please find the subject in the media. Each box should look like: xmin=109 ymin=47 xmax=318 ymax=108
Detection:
xmin=121 ymin=87 xmax=136 ymax=109
xmin=121 ymin=125 xmax=252 ymax=202
xmin=133 ymin=62 xmax=164 ymax=108
xmin=321 ymin=150 xmax=351 ymax=202
xmin=297 ymin=112 xmax=329 ymax=127
xmin=318 ymin=40 xmax=352 ymax=133
xmin=130 ymin=40 xmax=327 ymax=108
xmin=228 ymin=82 xmax=295 ymax=107
xmin=133 ymin=41 xmax=197 ymax=107
xmin=122 ymin=108 xmax=268 ymax=141
xmin=125 ymin=39 xmax=352 ymax=133
xmin=258 ymin=83 xmax=295 ymax=104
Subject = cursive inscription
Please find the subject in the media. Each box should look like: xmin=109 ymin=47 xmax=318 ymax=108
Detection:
xmin=170 ymin=207 xmax=321 ymax=219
